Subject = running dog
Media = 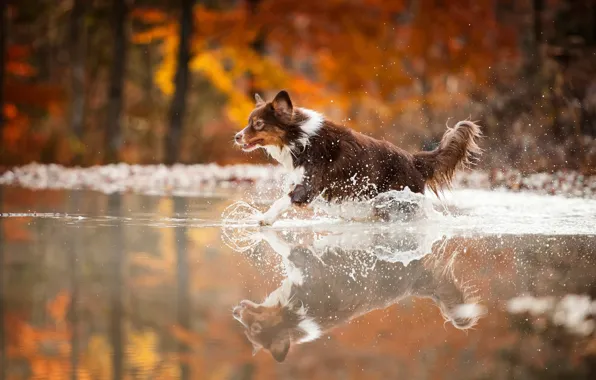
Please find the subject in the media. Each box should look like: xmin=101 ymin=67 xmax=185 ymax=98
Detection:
xmin=234 ymin=91 xmax=481 ymax=225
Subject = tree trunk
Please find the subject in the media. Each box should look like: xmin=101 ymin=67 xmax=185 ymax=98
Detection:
xmin=68 ymin=193 xmax=80 ymax=380
xmin=246 ymin=0 xmax=265 ymax=97
xmin=419 ymin=74 xmax=434 ymax=133
xmin=106 ymin=0 xmax=128 ymax=164
xmin=0 ymin=189 xmax=5 ymax=380
xmin=0 ymin=1 xmax=6 ymax=145
xmin=109 ymin=194 xmax=124 ymax=380
xmin=144 ymin=43 xmax=154 ymax=105
xmin=533 ymin=0 xmax=543 ymax=47
xmin=592 ymin=0 xmax=596 ymax=46
xmin=175 ymin=197 xmax=190 ymax=380
xmin=70 ymin=0 xmax=86 ymax=165
xmin=165 ymin=0 xmax=194 ymax=165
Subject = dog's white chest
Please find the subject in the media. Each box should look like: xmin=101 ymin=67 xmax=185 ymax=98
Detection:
xmin=264 ymin=146 xmax=294 ymax=171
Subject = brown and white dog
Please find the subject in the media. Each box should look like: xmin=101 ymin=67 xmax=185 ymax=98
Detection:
xmin=234 ymin=91 xmax=482 ymax=225
xmin=232 ymin=229 xmax=484 ymax=362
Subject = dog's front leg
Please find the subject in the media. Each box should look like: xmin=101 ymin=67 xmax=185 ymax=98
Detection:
xmin=258 ymin=230 xmax=292 ymax=258
xmin=258 ymin=184 xmax=315 ymax=226
xmin=259 ymin=230 xmax=310 ymax=286
xmin=257 ymin=195 xmax=292 ymax=226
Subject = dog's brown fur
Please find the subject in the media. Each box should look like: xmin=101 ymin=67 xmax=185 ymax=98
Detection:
xmin=235 ymin=90 xmax=482 ymax=224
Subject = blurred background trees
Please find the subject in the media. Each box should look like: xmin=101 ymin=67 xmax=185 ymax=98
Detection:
xmin=1 ymin=0 xmax=596 ymax=173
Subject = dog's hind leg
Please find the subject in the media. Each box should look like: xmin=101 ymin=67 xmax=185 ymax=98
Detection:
xmin=259 ymin=230 xmax=306 ymax=285
xmin=371 ymin=198 xmax=421 ymax=222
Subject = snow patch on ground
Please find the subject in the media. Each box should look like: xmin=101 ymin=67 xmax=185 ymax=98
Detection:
xmin=2 ymin=163 xmax=596 ymax=200
xmin=0 ymin=163 xmax=285 ymax=195
xmin=453 ymin=169 xmax=596 ymax=199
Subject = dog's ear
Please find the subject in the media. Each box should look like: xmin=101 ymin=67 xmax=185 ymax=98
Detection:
xmin=254 ymin=93 xmax=265 ymax=106
xmin=271 ymin=90 xmax=293 ymax=117
xmin=269 ymin=333 xmax=290 ymax=362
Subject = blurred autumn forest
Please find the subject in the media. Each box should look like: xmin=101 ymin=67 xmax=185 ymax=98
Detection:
xmin=2 ymin=0 xmax=596 ymax=172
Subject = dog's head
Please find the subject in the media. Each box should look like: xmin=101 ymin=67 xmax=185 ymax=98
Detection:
xmin=234 ymin=90 xmax=307 ymax=152
xmin=232 ymin=299 xmax=299 ymax=362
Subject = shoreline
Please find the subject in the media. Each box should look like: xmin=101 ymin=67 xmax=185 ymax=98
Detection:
xmin=1 ymin=163 xmax=595 ymax=199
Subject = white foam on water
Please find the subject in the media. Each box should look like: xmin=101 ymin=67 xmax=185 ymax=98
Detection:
xmin=221 ymin=188 xmax=596 ymax=236
xmin=311 ymin=187 xmax=441 ymax=223
xmin=438 ymin=189 xmax=596 ymax=235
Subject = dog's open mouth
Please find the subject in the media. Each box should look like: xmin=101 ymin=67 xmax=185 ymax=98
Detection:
xmin=242 ymin=140 xmax=263 ymax=151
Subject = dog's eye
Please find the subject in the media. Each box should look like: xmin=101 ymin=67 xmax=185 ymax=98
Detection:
xmin=254 ymin=120 xmax=265 ymax=130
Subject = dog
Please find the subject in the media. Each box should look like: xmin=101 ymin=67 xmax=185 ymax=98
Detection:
xmin=232 ymin=228 xmax=485 ymax=362
xmin=234 ymin=91 xmax=481 ymax=225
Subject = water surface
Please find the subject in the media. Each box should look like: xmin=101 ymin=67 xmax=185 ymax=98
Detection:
xmin=1 ymin=186 xmax=596 ymax=379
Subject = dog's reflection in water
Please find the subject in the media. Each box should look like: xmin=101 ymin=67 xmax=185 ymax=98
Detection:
xmin=232 ymin=229 xmax=485 ymax=362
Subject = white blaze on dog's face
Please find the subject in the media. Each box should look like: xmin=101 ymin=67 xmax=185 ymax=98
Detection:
xmin=232 ymin=299 xmax=294 ymax=362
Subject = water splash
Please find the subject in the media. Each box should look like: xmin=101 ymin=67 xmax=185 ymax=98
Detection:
xmin=221 ymin=187 xmax=441 ymax=229
xmin=221 ymin=201 xmax=263 ymax=252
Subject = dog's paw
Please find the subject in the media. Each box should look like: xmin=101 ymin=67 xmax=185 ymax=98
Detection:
xmin=243 ymin=212 xmax=267 ymax=225
xmin=258 ymin=216 xmax=274 ymax=226
xmin=254 ymin=213 xmax=276 ymax=226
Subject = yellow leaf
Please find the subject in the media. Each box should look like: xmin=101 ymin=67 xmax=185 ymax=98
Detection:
xmin=126 ymin=329 xmax=160 ymax=378
xmin=84 ymin=335 xmax=112 ymax=379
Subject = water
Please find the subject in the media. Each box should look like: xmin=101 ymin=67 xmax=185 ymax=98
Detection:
xmin=1 ymin=186 xmax=596 ymax=379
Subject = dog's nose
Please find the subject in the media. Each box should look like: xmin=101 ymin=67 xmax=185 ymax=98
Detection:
xmin=234 ymin=132 xmax=243 ymax=143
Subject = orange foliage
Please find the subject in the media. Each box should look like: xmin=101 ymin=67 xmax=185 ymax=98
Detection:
xmin=6 ymin=292 xmax=76 ymax=380
xmin=2 ymin=217 xmax=32 ymax=242
xmin=6 ymin=291 xmax=182 ymax=380
xmin=47 ymin=291 xmax=71 ymax=324
xmin=4 ymin=82 xmax=65 ymax=108
xmin=6 ymin=44 xmax=31 ymax=59
xmin=6 ymin=44 xmax=36 ymax=76
xmin=1 ymin=102 xmax=51 ymax=162
xmin=4 ymin=0 xmax=522 ymax=165
xmin=3 ymin=103 xmax=18 ymax=119
xmin=130 ymin=8 xmax=170 ymax=23
xmin=1 ymin=188 xmax=66 ymax=212
xmin=3 ymin=37 xmax=66 ymax=164
xmin=6 ymin=61 xmax=37 ymax=77
xmin=131 ymin=0 xmax=516 ymax=136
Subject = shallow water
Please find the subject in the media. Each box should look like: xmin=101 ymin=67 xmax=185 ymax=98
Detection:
xmin=1 ymin=186 xmax=596 ymax=379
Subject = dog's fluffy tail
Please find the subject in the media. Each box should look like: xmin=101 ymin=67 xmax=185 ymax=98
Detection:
xmin=414 ymin=120 xmax=482 ymax=196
